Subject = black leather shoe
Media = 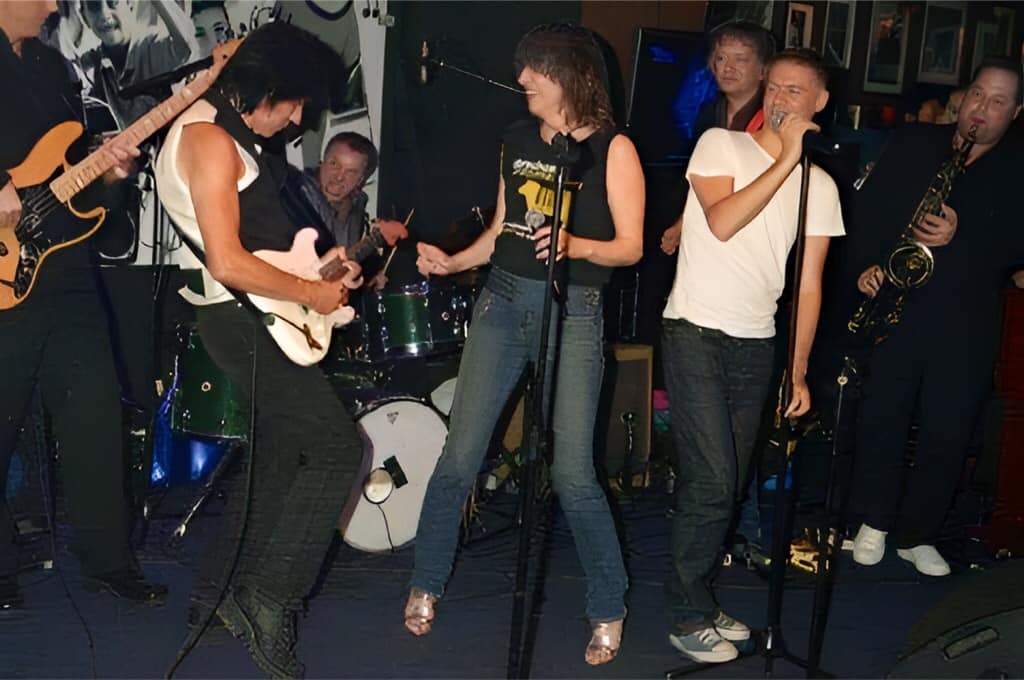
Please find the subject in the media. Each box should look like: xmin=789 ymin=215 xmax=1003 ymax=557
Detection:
xmin=0 ymin=576 xmax=24 ymax=611
xmin=82 ymin=569 xmax=168 ymax=607
xmin=217 ymin=586 xmax=303 ymax=678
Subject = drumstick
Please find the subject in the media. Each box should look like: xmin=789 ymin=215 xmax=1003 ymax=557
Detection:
xmin=380 ymin=208 xmax=414 ymax=277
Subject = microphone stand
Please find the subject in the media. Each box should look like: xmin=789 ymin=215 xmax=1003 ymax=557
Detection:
xmin=506 ymin=137 xmax=576 ymax=680
xmin=762 ymin=152 xmax=812 ymax=676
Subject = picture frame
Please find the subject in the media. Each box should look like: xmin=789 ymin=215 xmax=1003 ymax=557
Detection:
xmin=785 ymin=3 xmax=814 ymax=50
xmin=822 ymin=0 xmax=856 ymax=68
xmin=971 ymin=21 xmax=1001 ymax=77
xmin=704 ymin=1 xmax=774 ymax=31
xmin=863 ymin=1 xmax=910 ymax=94
xmin=917 ymin=1 xmax=967 ymax=86
xmin=992 ymin=5 xmax=1017 ymax=56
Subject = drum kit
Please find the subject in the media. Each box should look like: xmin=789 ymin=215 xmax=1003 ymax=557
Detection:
xmin=152 ymin=272 xmax=482 ymax=553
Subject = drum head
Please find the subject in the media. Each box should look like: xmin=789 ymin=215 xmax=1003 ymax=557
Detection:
xmin=338 ymin=399 xmax=447 ymax=552
xmin=429 ymin=377 xmax=457 ymax=417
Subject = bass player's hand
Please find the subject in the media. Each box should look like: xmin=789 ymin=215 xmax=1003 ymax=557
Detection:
xmin=857 ymin=265 xmax=884 ymax=298
xmin=0 ymin=180 xmax=22 ymax=230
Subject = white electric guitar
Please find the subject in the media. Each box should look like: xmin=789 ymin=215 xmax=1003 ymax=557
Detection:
xmin=247 ymin=225 xmax=386 ymax=366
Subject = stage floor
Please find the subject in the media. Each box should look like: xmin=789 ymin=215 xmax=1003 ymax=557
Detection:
xmin=0 ymin=487 xmax=992 ymax=678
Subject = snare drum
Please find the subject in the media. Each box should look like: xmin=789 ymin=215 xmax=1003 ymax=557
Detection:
xmin=338 ymin=398 xmax=447 ymax=552
xmin=169 ymin=326 xmax=248 ymax=440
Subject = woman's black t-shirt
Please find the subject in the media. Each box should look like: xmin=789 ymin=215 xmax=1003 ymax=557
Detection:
xmin=491 ymin=119 xmax=618 ymax=287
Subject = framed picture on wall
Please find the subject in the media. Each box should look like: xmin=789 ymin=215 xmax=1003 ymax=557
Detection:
xmin=863 ymin=1 xmax=909 ymax=94
xmin=823 ymin=0 xmax=856 ymax=68
xmin=993 ymin=5 xmax=1017 ymax=55
xmin=972 ymin=21 xmax=1001 ymax=76
xmin=785 ymin=3 xmax=814 ymax=49
xmin=704 ymin=1 xmax=774 ymax=31
xmin=918 ymin=1 xmax=966 ymax=85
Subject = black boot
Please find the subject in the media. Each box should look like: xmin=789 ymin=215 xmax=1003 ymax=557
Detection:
xmin=217 ymin=585 xmax=303 ymax=679
xmin=0 ymin=576 xmax=24 ymax=611
xmin=82 ymin=568 xmax=168 ymax=606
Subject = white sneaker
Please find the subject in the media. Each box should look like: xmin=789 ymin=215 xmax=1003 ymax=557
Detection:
xmin=669 ymin=627 xmax=738 ymax=663
xmin=852 ymin=524 xmax=887 ymax=566
xmin=713 ymin=611 xmax=750 ymax=641
xmin=897 ymin=545 xmax=951 ymax=576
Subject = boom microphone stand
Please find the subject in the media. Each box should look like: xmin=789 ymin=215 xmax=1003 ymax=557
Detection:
xmin=506 ymin=133 xmax=580 ymax=680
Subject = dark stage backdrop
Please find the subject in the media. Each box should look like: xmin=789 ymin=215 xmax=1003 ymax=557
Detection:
xmin=378 ymin=1 xmax=581 ymax=254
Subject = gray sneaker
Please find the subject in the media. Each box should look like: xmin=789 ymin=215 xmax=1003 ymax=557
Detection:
xmin=669 ymin=626 xmax=738 ymax=663
xmin=713 ymin=611 xmax=750 ymax=641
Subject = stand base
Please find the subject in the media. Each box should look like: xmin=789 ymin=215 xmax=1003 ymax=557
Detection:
xmin=665 ymin=636 xmax=760 ymax=678
xmin=663 ymin=629 xmax=838 ymax=679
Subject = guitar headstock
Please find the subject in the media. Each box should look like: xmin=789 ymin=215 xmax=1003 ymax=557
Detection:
xmin=206 ymin=38 xmax=243 ymax=80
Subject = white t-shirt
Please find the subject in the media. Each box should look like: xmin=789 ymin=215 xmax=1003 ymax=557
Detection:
xmin=663 ymin=128 xmax=845 ymax=338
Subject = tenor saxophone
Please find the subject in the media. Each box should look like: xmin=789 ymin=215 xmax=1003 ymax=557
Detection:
xmin=847 ymin=125 xmax=977 ymax=341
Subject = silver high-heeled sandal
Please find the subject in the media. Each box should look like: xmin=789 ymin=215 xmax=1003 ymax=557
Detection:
xmin=585 ymin=618 xmax=623 ymax=665
xmin=403 ymin=588 xmax=436 ymax=636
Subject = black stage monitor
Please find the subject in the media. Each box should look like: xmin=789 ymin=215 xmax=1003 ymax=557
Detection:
xmin=626 ymin=28 xmax=716 ymax=166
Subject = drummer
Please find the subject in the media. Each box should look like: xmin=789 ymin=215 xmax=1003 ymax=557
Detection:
xmin=288 ymin=131 xmax=408 ymax=286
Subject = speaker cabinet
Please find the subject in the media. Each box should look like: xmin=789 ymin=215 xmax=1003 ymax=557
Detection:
xmin=598 ymin=344 xmax=653 ymax=485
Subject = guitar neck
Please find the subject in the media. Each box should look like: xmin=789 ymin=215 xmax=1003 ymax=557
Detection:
xmin=317 ymin=227 xmax=388 ymax=281
xmin=49 ymin=68 xmax=220 ymax=204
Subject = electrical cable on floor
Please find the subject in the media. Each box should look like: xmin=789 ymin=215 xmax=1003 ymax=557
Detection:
xmin=165 ymin=339 xmax=259 ymax=678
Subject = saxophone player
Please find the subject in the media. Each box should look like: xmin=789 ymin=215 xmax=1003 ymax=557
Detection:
xmin=847 ymin=58 xmax=1024 ymax=576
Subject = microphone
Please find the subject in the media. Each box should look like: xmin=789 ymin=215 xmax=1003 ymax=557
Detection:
xmin=550 ymin=132 xmax=581 ymax=164
xmin=419 ymin=40 xmax=431 ymax=85
xmin=768 ymin=109 xmax=840 ymax=157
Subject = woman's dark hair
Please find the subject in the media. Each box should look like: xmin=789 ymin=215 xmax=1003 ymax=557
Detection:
xmin=215 ymin=21 xmax=341 ymax=122
xmin=513 ymin=23 xmax=615 ymax=131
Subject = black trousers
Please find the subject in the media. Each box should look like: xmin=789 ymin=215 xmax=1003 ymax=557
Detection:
xmin=190 ymin=302 xmax=362 ymax=611
xmin=848 ymin=323 xmax=993 ymax=549
xmin=0 ymin=269 xmax=132 ymax=578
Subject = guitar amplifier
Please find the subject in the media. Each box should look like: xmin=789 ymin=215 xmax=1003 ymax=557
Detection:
xmin=598 ymin=344 xmax=653 ymax=486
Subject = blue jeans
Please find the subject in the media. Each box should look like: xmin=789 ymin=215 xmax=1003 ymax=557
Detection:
xmin=662 ymin=318 xmax=774 ymax=632
xmin=411 ymin=267 xmax=628 ymax=622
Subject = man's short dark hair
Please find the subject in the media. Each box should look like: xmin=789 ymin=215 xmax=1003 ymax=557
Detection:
xmin=215 ymin=22 xmax=341 ymax=121
xmin=707 ymin=20 xmax=776 ymax=65
xmin=971 ymin=56 xmax=1023 ymax=106
xmin=324 ymin=132 xmax=379 ymax=179
xmin=767 ymin=48 xmax=828 ymax=88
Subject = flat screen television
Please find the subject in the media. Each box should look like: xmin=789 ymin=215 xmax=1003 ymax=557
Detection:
xmin=626 ymin=28 xmax=717 ymax=166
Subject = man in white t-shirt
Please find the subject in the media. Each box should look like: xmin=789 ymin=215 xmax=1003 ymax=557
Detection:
xmin=662 ymin=48 xmax=845 ymax=664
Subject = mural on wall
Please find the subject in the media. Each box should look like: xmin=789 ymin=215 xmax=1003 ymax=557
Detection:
xmin=38 ymin=0 xmax=386 ymax=265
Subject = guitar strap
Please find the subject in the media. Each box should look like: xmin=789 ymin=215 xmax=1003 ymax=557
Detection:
xmin=168 ymin=219 xmax=270 ymax=326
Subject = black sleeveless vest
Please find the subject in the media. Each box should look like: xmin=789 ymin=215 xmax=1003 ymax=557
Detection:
xmin=203 ymin=89 xmax=299 ymax=253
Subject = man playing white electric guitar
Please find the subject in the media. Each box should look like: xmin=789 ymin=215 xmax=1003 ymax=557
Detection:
xmin=154 ymin=22 xmax=365 ymax=679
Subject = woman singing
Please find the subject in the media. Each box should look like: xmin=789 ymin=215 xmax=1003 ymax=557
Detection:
xmin=406 ymin=23 xmax=644 ymax=665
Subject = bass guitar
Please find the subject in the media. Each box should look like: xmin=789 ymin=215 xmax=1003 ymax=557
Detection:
xmin=0 ymin=40 xmax=239 ymax=310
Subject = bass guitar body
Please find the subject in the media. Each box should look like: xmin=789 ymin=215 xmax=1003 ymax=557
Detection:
xmin=0 ymin=121 xmax=105 ymax=310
